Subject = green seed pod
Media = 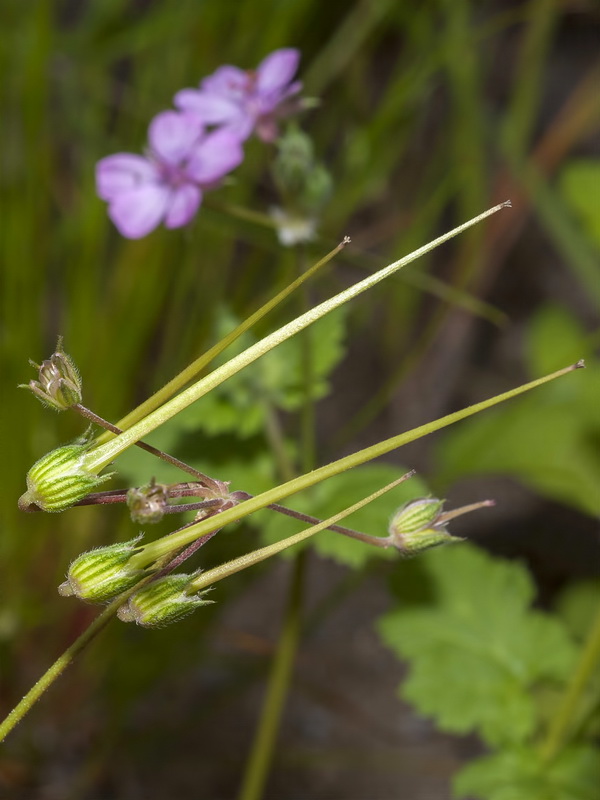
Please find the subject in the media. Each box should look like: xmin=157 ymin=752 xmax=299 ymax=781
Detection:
xmin=117 ymin=574 xmax=213 ymax=628
xmin=58 ymin=536 xmax=146 ymax=602
xmin=18 ymin=443 xmax=113 ymax=512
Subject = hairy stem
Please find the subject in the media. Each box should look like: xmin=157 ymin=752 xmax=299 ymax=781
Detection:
xmin=0 ymin=603 xmax=116 ymax=742
xmin=73 ymin=404 xmax=221 ymax=490
xmin=131 ymin=360 xmax=581 ymax=568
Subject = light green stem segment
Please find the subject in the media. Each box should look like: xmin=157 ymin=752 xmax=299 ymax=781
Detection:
xmin=0 ymin=601 xmax=117 ymax=742
xmin=188 ymin=474 xmax=413 ymax=593
xmin=94 ymin=241 xmax=348 ymax=447
xmin=86 ymin=202 xmax=511 ymax=473
xmin=131 ymin=360 xmax=581 ymax=568
xmin=237 ymin=551 xmax=305 ymax=800
xmin=540 ymin=603 xmax=600 ymax=763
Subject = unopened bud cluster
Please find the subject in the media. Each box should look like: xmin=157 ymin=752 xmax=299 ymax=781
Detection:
xmin=270 ymin=127 xmax=332 ymax=246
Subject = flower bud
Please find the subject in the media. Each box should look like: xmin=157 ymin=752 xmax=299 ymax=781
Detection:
xmin=117 ymin=574 xmax=212 ymax=628
xmin=269 ymin=207 xmax=316 ymax=246
xmin=389 ymin=497 xmax=462 ymax=555
xmin=18 ymin=443 xmax=113 ymax=512
xmin=127 ymin=480 xmax=169 ymax=524
xmin=20 ymin=338 xmax=82 ymax=411
xmin=58 ymin=536 xmax=146 ymax=602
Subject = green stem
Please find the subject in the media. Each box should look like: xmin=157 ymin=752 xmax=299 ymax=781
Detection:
xmin=0 ymin=602 xmax=116 ymax=742
xmin=87 ymin=204 xmax=510 ymax=471
xmin=188 ymin=475 xmax=412 ymax=593
xmin=239 ymin=247 xmax=316 ymax=800
xmin=237 ymin=550 xmax=306 ymax=800
xmin=73 ymin=404 xmax=221 ymax=489
xmin=94 ymin=240 xmax=348 ymax=446
xmin=131 ymin=360 xmax=581 ymax=568
xmin=540 ymin=604 xmax=600 ymax=763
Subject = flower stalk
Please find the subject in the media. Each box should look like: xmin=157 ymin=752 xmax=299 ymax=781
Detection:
xmin=85 ymin=203 xmax=512 ymax=474
xmin=128 ymin=359 xmax=582 ymax=569
xmin=21 ymin=204 xmax=512 ymax=513
xmin=187 ymin=474 xmax=414 ymax=593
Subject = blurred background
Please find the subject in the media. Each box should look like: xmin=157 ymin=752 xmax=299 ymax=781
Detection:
xmin=1 ymin=1 xmax=599 ymax=798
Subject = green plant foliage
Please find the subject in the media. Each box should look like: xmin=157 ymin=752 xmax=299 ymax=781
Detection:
xmin=559 ymin=160 xmax=600 ymax=251
xmin=260 ymin=464 xmax=429 ymax=568
xmin=556 ymin=580 xmax=600 ymax=643
xmin=435 ymin=307 xmax=600 ymax=515
xmin=168 ymin=305 xmax=349 ymax=439
xmin=453 ymin=744 xmax=600 ymax=800
xmin=377 ymin=544 xmax=576 ymax=747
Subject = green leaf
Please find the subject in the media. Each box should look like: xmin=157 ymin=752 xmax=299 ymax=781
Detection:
xmin=260 ymin=464 xmax=428 ymax=568
xmin=556 ymin=580 xmax=600 ymax=643
xmin=453 ymin=744 xmax=600 ymax=800
xmin=559 ymin=160 xmax=600 ymax=251
xmin=378 ymin=544 xmax=577 ymax=747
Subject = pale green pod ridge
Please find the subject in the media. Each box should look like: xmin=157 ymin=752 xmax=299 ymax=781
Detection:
xmin=117 ymin=574 xmax=213 ymax=628
xmin=19 ymin=444 xmax=112 ymax=512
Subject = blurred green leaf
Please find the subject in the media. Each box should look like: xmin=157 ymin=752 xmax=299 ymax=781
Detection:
xmin=559 ymin=160 xmax=600 ymax=251
xmin=556 ymin=580 xmax=600 ymax=644
xmin=378 ymin=544 xmax=577 ymax=746
xmin=436 ymin=307 xmax=600 ymax=515
xmin=453 ymin=744 xmax=600 ymax=800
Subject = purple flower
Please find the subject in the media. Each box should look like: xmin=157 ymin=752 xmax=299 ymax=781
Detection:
xmin=175 ymin=48 xmax=302 ymax=143
xmin=96 ymin=110 xmax=244 ymax=238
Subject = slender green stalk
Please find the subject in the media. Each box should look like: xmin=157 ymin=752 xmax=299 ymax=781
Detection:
xmin=188 ymin=474 xmax=412 ymax=592
xmin=237 ymin=550 xmax=306 ymax=800
xmin=239 ymin=247 xmax=315 ymax=800
xmin=540 ymin=604 xmax=600 ymax=763
xmin=73 ymin=404 xmax=221 ymax=489
xmin=86 ymin=203 xmax=511 ymax=471
xmin=0 ymin=477 xmax=409 ymax=742
xmin=0 ymin=602 xmax=116 ymax=742
xmin=130 ymin=360 xmax=582 ymax=568
xmin=95 ymin=240 xmax=348 ymax=446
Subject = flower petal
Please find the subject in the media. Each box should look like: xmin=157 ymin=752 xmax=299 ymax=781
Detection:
xmin=257 ymin=49 xmax=300 ymax=94
xmin=186 ymin=130 xmax=244 ymax=184
xmin=148 ymin=111 xmax=204 ymax=165
xmin=96 ymin=154 xmax=158 ymax=201
xmin=174 ymin=90 xmax=241 ymax=126
xmin=201 ymin=65 xmax=248 ymax=98
xmin=164 ymin=184 xmax=202 ymax=228
xmin=108 ymin=184 xmax=169 ymax=239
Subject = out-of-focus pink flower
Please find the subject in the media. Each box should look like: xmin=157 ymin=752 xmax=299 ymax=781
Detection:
xmin=175 ymin=49 xmax=302 ymax=143
xmin=96 ymin=111 xmax=244 ymax=238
